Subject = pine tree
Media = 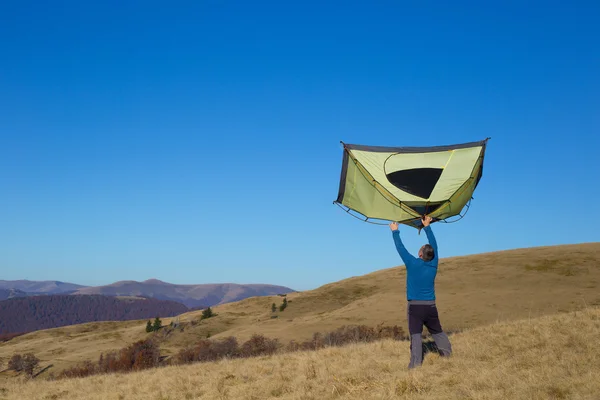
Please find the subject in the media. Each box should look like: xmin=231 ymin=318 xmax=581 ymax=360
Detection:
xmin=152 ymin=317 xmax=162 ymax=331
xmin=146 ymin=320 xmax=153 ymax=333
xmin=201 ymin=307 xmax=214 ymax=320
xmin=279 ymin=297 xmax=288 ymax=311
xmin=271 ymin=303 xmax=277 ymax=313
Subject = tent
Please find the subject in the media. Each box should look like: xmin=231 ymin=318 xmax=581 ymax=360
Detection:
xmin=334 ymin=138 xmax=490 ymax=229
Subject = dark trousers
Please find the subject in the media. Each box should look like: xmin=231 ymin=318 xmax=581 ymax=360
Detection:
xmin=407 ymin=302 xmax=452 ymax=368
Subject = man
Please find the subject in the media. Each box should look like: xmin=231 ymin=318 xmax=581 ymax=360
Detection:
xmin=390 ymin=215 xmax=452 ymax=369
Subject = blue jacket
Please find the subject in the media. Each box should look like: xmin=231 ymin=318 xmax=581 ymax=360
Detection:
xmin=392 ymin=226 xmax=438 ymax=301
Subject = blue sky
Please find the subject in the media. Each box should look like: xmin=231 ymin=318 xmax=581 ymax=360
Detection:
xmin=1 ymin=1 xmax=598 ymax=291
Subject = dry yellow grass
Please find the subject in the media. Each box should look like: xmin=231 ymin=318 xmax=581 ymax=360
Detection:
xmin=1 ymin=242 xmax=599 ymax=375
xmin=1 ymin=306 xmax=599 ymax=399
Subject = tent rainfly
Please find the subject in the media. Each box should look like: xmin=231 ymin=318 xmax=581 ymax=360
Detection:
xmin=334 ymin=138 xmax=490 ymax=229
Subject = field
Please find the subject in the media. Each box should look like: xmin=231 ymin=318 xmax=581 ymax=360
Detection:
xmin=0 ymin=242 xmax=599 ymax=379
xmin=0 ymin=306 xmax=598 ymax=399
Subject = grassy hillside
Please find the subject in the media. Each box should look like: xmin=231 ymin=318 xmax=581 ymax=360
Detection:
xmin=1 ymin=306 xmax=599 ymax=399
xmin=1 ymin=242 xmax=598 ymax=375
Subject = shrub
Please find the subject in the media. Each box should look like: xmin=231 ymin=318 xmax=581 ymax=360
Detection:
xmin=22 ymin=353 xmax=39 ymax=377
xmin=58 ymin=360 xmax=96 ymax=379
xmin=192 ymin=339 xmax=217 ymax=362
xmin=213 ymin=336 xmax=239 ymax=359
xmin=55 ymin=323 xmax=406 ymax=380
xmin=175 ymin=335 xmax=280 ymax=366
xmin=175 ymin=336 xmax=239 ymax=365
xmin=240 ymin=334 xmax=280 ymax=357
xmin=376 ymin=323 xmax=406 ymax=340
xmin=117 ymin=339 xmax=160 ymax=371
xmin=8 ymin=354 xmax=23 ymax=371
xmin=8 ymin=353 xmax=39 ymax=377
xmin=96 ymin=352 xmax=118 ymax=374
xmin=174 ymin=347 xmax=196 ymax=365
xmin=286 ymin=324 xmax=405 ymax=352
xmin=58 ymin=338 xmax=160 ymax=379
xmin=321 ymin=325 xmax=377 ymax=347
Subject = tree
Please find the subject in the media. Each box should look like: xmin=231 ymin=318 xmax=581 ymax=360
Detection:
xmin=152 ymin=317 xmax=162 ymax=332
xmin=271 ymin=303 xmax=277 ymax=313
xmin=145 ymin=320 xmax=153 ymax=333
xmin=279 ymin=297 xmax=288 ymax=312
xmin=201 ymin=307 xmax=214 ymax=320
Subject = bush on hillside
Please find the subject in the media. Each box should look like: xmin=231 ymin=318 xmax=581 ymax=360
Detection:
xmin=175 ymin=336 xmax=239 ymax=364
xmin=287 ymin=324 xmax=406 ymax=352
xmin=22 ymin=354 xmax=40 ymax=377
xmin=57 ymin=360 xmax=96 ymax=379
xmin=55 ymin=323 xmax=406 ymax=380
xmin=375 ymin=323 xmax=405 ymax=340
xmin=7 ymin=354 xmax=23 ymax=371
xmin=240 ymin=334 xmax=280 ymax=358
xmin=174 ymin=334 xmax=279 ymax=366
xmin=8 ymin=353 xmax=39 ymax=377
xmin=57 ymin=339 xmax=160 ymax=379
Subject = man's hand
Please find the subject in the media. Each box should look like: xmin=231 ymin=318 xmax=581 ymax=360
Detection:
xmin=389 ymin=222 xmax=399 ymax=231
xmin=421 ymin=215 xmax=432 ymax=227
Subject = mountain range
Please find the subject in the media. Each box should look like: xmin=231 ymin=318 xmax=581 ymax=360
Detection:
xmin=74 ymin=279 xmax=294 ymax=308
xmin=0 ymin=279 xmax=294 ymax=308
xmin=0 ymin=280 xmax=85 ymax=295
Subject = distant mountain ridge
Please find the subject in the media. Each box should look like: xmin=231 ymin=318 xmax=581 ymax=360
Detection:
xmin=0 ymin=279 xmax=295 ymax=308
xmin=74 ymin=279 xmax=295 ymax=308
xmin=0 ymin=280 xmax=87 ymax=294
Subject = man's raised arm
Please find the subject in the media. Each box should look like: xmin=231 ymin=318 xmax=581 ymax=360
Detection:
xmin=422 ymin=216 xmax=438 ymax=262
xmin=390 ymin=222 xmax=416 ymax=265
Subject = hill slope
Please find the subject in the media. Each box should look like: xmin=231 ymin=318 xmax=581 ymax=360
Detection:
xmin=2 ymin=307 xmax=599 ymax=399
xmin=0 ymin=295 xmax=188 ymax=334
xmin=0 ymin=289 xmax=28 ymax=301
xmin=1 ymin=242 xmax=599 ymax=374
xmin=74 ymin=280 xmax=295 ymax=308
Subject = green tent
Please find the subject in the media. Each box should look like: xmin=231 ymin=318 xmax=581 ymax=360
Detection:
xmin=334 ymin=138 xmax=490 ymax=229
